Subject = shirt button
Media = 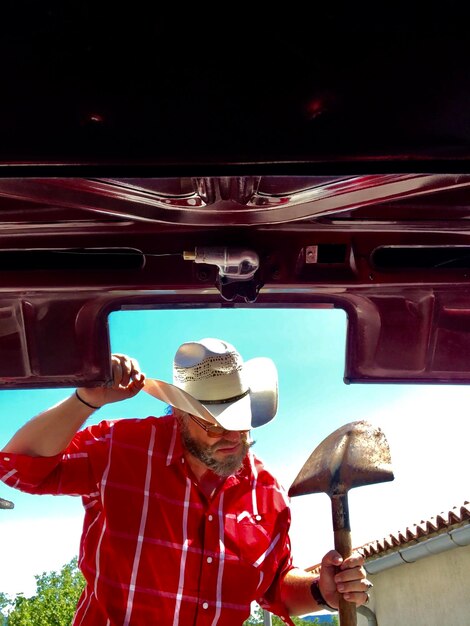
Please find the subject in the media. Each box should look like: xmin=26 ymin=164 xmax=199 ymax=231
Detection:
xmin=207 ymin=556 xmax=213 ymax=564
xmin=3 ymin=457 xmax=10 ymax=462
xmin=208 ymin=514 xmax=213 ymax=521
xmin=202 ymin=602 xmax=209 ymax=610
xmin=255 ymin=515 xmax=262 ymax=521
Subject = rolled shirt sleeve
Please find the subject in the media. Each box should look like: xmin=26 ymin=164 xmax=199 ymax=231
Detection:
xmin=0 ymin=420 xmax=113 ymax=497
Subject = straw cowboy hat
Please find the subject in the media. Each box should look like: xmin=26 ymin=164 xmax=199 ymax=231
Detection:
xmin=143 ymin=338 xmax=278 ymax=431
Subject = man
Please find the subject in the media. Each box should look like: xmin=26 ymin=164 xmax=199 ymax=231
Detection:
xmin=1 ymin=338 xmax=371 ymax=625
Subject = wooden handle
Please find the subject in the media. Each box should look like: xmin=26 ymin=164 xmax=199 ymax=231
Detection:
xmin=332 ymin=495 xmax=357 ymax=626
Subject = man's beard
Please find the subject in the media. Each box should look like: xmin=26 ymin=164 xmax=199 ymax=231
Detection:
xmin=179 ymin=421 xmax=254 ymax=477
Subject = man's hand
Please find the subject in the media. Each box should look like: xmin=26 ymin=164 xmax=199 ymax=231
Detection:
xmin=77 ymin=354 xmax=145 ymax=408
xmin=319 ymin=549 xmax=371 ymax=609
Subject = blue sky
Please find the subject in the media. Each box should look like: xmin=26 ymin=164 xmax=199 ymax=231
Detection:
xmin=1 ymin=308 xmax=469 ymax=596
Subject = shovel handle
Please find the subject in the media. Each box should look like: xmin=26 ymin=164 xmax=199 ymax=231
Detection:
xmin=332 ymin=494 xmax=357 ymax=626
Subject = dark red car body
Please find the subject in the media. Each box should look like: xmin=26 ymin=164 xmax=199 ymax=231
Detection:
xmin=2 ymin=5 xmax=470 ymax=389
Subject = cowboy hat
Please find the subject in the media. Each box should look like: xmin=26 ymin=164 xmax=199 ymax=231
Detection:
xmin=143 ymin=338 xmax=278 ymax=430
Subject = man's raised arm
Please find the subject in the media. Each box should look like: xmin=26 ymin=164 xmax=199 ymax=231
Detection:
xmin=1 ymin=354 xmax=144 ymax=457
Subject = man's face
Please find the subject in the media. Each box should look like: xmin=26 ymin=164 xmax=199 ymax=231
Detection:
xmin=177 ymin=411 xmax=254 ymax=477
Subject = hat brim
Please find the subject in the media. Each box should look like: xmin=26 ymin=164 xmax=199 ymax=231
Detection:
xmin=143 ymin=357 xmax=278 ymax=431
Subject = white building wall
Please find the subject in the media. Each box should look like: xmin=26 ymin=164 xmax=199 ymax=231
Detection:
xmin=359 ymin=544 xmax=470 ymax=626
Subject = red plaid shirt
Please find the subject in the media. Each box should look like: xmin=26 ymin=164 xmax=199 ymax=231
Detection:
xmin=1 ymin=415 xmax=296 ymax=625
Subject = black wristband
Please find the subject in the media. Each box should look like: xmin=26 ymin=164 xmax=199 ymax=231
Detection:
xmin=310 ymin=579 xmax=336 ymax=612
xmin=75 ymin=389 xmax=101 ymax=410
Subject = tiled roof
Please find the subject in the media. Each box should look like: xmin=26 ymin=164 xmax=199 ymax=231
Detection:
xmin=359 ymin=500 xmax=470 ymax=558
xmin=307 ymin=500 xmax=470 ymax=573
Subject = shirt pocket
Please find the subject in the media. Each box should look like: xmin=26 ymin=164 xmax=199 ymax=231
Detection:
xmin=224 ymin=511 xmax=281 ymax=568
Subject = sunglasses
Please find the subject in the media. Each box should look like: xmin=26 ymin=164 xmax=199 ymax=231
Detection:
xmin=188 ymin=413 xmax=249 ymax=438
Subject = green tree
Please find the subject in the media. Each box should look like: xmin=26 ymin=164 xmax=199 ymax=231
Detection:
xmin=0 ymin=591 xmax=11 ymax=625
xmin=243 ymin=604 xmax=325 ymax=625
xmin=273 ymin=617 xmax=319 ymax=625
xmin=7 ymin=557 xmax=85 ymax=626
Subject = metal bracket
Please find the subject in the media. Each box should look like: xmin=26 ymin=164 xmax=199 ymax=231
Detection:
xmin=183 ymin=247 xmax=262 ymax=302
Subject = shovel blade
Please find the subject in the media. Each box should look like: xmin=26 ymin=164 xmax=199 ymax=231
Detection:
xmin=288 ymin=420 xmax=394 ymax=498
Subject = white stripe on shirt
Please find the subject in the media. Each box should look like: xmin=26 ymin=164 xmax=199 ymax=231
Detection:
xmin=172 ymin=476 xmax=192 ymax=626
xmin=63 ymin=452 xmax=89 ymax=460
xmin=211 ymin=492 xmax=226 ymax=626
xmin=74 ymin=586 xmax=92 ymax=626
xmin=248 ymin=452 xmax=259 ymax=517
xmin=123 ymin=425 xmax=156 ymax=626
xmin=1 ymin=468 xmax=17 ymax=482
xmin=166 ymin=420 xmax=178 ymax=466
xmin=94 ymin=431 xmax=114 ymax=599
xmin=253 ymin=533 xmax=281 ymax=568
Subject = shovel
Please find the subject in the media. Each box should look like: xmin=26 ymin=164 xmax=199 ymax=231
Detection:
xmin=0 ymin=497 xmax=14 ymax=509
xmin=288 ymin=420 xmax=394 ymax=626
